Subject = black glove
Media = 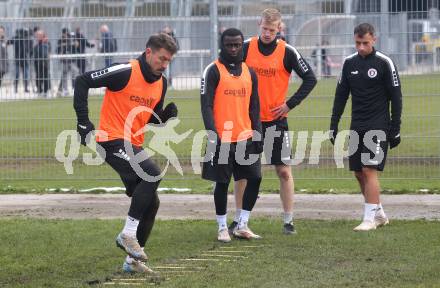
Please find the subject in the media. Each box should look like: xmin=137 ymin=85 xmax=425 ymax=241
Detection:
xmin=160 ymin=102 xmax=178 ymax=123
xmin=77 ymin=120 xmax=95 ymax=146
xmin=329 ymin=127 xmax=338 ymax=145
xmin=389 ymin=129 xmax=401 ymax=149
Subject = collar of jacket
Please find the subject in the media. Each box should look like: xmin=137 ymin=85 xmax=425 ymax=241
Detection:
xmin=137 ymin=52 xmax=162 ymax=83
xmin=358 ymin=47 xmax=376 ymax=59
xmin=258 ymin=36 xmax=278 ymax=50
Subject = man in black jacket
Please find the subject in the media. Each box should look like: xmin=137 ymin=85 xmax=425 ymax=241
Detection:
xmin=33 ymin=29 xmax=50 ymax=97
xmin=56 ymin=28 xmax=76 ymax=97
xmin=7 ymin=28 xmax=33 ymax=93
xmin=0 ymin=26 xmax=8 ymax=87
xmin=74 ymin=33 xmax=178 ymax=273
xmin=73 ymin=27 xmax=95 ymax=74
xmin=330 ymin=23 xmax=402 ymax=231
xmin=99 ymin=24 xmax=117 ymax=67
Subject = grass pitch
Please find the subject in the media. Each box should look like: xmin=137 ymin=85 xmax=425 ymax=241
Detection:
xmin=1 ymin=218 xmax=439 ymax=287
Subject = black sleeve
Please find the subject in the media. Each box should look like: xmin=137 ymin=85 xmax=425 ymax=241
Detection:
xmin=200 ymin=63 xmax=220 ymax=135
xmin=330 ymin=61 xmax=350 ymax=129
xmin=383 ymin=61 xmax=402 ymax=131
xmin=27 ymin=39 xmax=33 ymax=58
xmin=243 ymin=40 xmax=250 ymax=62
xmin=73 ymin=63 xmax=132 ymax=123
xmin=284 ymin=45 xmax=317 ymax=109
xmin=32 ymin=46 xmax=37 ymax=60
xmin=249 ymin=69 xmax=262 ymax=135
xmin=148 ymin=77 xmax=168 ymax=124
xmin=86 ymin=39 xmax=94 ymax=48
xmin=56 ymin=40 xmax=61 ymax=54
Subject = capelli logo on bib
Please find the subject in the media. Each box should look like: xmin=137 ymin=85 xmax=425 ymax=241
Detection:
xmin=224 ymin=87 xmax=247 ymax=97
xmin=368 ymin=68 xmax=377 ymax=78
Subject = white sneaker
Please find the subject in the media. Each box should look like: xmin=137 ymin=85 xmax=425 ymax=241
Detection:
xmin=353 ymin=220 xmax=377 ymax=231
xmin=374 ymin=215 xmax=389 ymax=227
xmin=217 ymin=228 xmax=231 ymax=243
xmin=233 ymin=224 xmax=262 ymax=240
xmin=116 ymin=233 xmax=148 ymax=261
xmin=123 ymin=259 xmax=155 ymax=274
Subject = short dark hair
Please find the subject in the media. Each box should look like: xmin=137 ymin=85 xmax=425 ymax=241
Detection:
xmin=220 ymin=28 xmax=244 ymax=44
xmin=146 ymin=33 xmax=178 ymax=55
xmin=354 ymin=23 xmax=375 ymax=37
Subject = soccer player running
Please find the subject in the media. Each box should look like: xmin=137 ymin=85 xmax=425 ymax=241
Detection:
xmin=329 ymin=23 xmax=402 ymax=231
xmin=232 ymin=8 xmax=317 ymax=235
xmin=201 ymin=28 xmax=263 ymax=242
xmin=73 ymin=33 xmax=178 ymax=273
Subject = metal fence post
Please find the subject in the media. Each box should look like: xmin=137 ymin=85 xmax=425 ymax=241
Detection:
xmin=210 ymin=0 xmax=218 ymax=61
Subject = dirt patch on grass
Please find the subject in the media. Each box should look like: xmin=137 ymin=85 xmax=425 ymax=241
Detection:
xmin=0 ymin=194 xmax=439 ymax=220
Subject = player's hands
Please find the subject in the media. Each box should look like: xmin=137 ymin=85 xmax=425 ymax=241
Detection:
xmin=329 ymin=127 xmax=338 ymax=145
xmin=207 ymin=133 xmax=222 ymax=148
xmin=389 ymin=128 xmax=401 ymax=149
xmin=77 ymin=120 xmax=95 ymax=146
xmin=205 ymin=134 xmax=221 ymax=161
xmin=161 ymin=102 xmax=178 ymax=123
xmin=271 ymin=103 xmax=290 ymax=119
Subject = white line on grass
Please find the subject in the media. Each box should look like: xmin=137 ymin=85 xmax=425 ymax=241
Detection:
xmin=218 ymin=245 xmax=267 ymax=250
xmin=111 ymin=279 xmax=149 ymax=282
xmin=203 ymin=250 xmax=248 ymax=253
xmin=154 ymin=266 xmax=204 ymax=270
xmin=241 ymin=245 xmax=269 ymax=248
xmin=110 ymin=278 xmax=164 ymax=282
xmin=200 ymin=254 xmax=247 ymax=258
xmin=181 ymin=258 xmax=233 ymax=262
xmin=158 ymin=270 xmax=197 ymax=274
xmin=104 ymin=282 xmax=144 ymax=286
xmin=217 ymin=246 xmax=242 ymax=250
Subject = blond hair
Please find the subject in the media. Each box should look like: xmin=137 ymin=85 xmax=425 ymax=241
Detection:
xmin=261 ymin=8 xmax=282 ymax=23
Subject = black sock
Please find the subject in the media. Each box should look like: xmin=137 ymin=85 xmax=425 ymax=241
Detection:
xmin=136 ymin=193 xmax=160 ymax=247
xmin=242 ymin=177 xmax=261 ymax=211
xmin=128 ymin=180 xmax=161 ymax=220
xmin=214 ymin=182 xmax=229 ymax=215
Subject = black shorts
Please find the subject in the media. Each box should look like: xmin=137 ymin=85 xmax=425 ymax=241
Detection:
xmin=98 ymin=139 xmax=161 ymax=196
xmin=348 ymin=129 xmax=388 ymax=172
xmin=262 ymin=118 xmax=291 ymax=165
xmin=202 ymin=139 xmax=261 ymax=184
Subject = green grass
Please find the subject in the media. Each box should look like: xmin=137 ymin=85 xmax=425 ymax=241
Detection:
xmin=0 ymin=74 xmax=439 ymax=192
xmin=0 ymin=171 xmax=440 ymax=194
xmin=1 ymin=218 xmax=439 ymax=287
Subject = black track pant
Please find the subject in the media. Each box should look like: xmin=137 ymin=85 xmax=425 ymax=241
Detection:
xmin=214 ymin=177 xmax=261 ymax=216
xmin=99 ymin=139 xmax=162 ymax=247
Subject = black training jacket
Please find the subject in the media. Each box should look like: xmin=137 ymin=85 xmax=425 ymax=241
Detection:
xmin=331 ymin=48 xmax=402 ymax=131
